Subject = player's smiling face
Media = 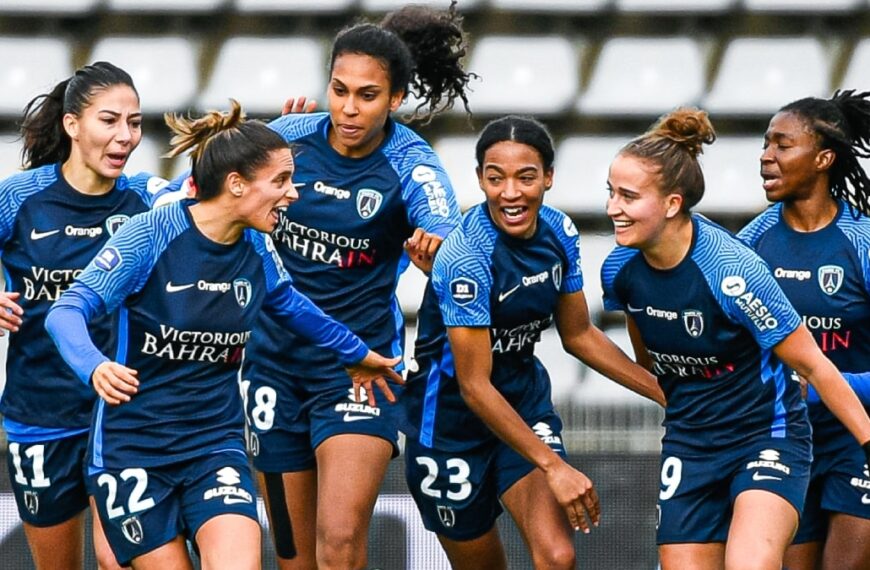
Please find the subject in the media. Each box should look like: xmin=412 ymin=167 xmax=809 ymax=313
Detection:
xmin=238 ymin=148 xmax=298 ymax=233
xmin=760 ymin=111 xmax=830 ymax=203
xmin=606 ymin=153 xmax=675 ymax=250
xmin=478 ymin=140 xmax=552 ymax=240
xmin=327 ymin=53 xmax=404 ymax=159
xmin=62 ymin=84 xmax=142 ymax=183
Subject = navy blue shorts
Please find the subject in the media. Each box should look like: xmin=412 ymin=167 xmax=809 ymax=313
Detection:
xmin=242 ymin=364 xmax=401 ymax=473
xmin=6 ymin=434 xmax=89 ymax=527
xmin=405 ymin=413 xmax=566 ymax=541
xmin=656 ymin=435 xmax=811 ymax=544
xmin=793 ymin=440 xmax=870 ymax=544
xmin=89 ymin=450 xmax=258 ymax=566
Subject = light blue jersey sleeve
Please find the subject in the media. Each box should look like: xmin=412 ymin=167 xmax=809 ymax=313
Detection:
xmin=0 ymin=165 xmax=57 ymax=247
xmin=386 ymin=124 xmax=461 ymax=239
xmin=431 ymin=231 xmax=493 ymax=328
xmin=695 ymin=219 xmax=801 ymax=350
xmin=600 ymin=246 xmax=638 ymax=312
xmin=807 ymin=372 xmax=870 ymax=406
xmin=737 ymin=204 xmax=781 ymax=248
xmin=268 ymin=112 xmax=325 ymax=143
xmin=540 ymin=205 xmax=584 ymax=294
xmin=253 ymin=230 xmax=369 ymax=365
xmin=835 ymin=210 xmax=870 ymax=295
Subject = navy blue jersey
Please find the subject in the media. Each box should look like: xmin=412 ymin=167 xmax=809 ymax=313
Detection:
xmin=404 ymin=204 xmax=583 ymax=451
xmin=739 ymin=202 xmax=870 ymax=455
xmin=602 ymin=215 xmax=808 ymax=455
xmin=245 ymin=113 xmax=460 ymax=387
xmin=57 ymin=200 xmax=366 ymax=470
xmin=0 ymin=163 xmax=166 ymax=433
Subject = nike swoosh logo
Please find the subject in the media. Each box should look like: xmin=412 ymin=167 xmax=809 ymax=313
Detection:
xmin=165 ymin=282 xmax=195 ymax=293
xmin=862 ymin=494 xmax=870 ymax=505
xmin=498 ymin=285 xmax=521 ymax=303
xmin=30 ymin=229 xmax=60 ymax=240
xmin=626 ymin=304 xmax=644 ymax=313
xmin=752 ymin=472 xmax=782 ymax=481
xmin=223 ymin=496 xmax=251 ymax=505
xmin=343 ymin=413 xmax=374 ymax=422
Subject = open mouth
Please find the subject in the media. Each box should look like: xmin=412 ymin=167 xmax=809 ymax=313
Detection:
xmin=761 ymin=172 xmax=779 ymax=191
xmin=106 ymin=153 xmax=128 ymax=168
xmin=502 ymin=206 xmax=528 ymax=223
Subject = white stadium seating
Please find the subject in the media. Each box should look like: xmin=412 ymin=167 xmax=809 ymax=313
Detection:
xmin=89 ymin=36 xmax=199 ymax=115
xmin=105 ymin=0 xmax=227 ymax=11
xmin=0 ymin=37 xmax=73 ymax=116
xmin=235 ymin=0 xmax=355 ymax=12
xmin=703 ymin=37 xmax=829 ymax=115
xmin=198 ymin=37 xmax=325 ymax=115
xmin=552 ymin=136 xmax=629 ymax=216
xmin=432 ymin=136 xmax=481 ymax=212
xmin=578 ymin=37 xmax=705 ymax=116
xmin=696 ymin=136 xmax=770 ymax=215
xmin=0 ymin=133 xmax=23 ymax=176
xmin=360 ymin=0 xmax=482 ymax=10
xmin=491 ymin=0 xmax=611 ymax=11
xmin=744 ymin=0 xmax=864 ymax=12
xmin=0 ymin=0 xmax=99 ymax=13
xmin=840 ymin=38 xmax=870 ymax=91
xmin=615 ymin=0 xmax=735 ymax=12
xmin=461 ymin=36 xmax=579 ymax=115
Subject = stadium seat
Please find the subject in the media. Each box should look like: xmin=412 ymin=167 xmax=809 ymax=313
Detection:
xmin=0 ymin=37 xmax=72 ymax=117
xmin=105 ymin=0 xmax=226 ymax=11
xmin=125 ymin=136 xmax=170 ymax=179
xmin=551 ymin=136 xmax=629 ymax=216
xmin=88 ymin=37 xmax=199 ymax=115
xmin=360 ymin=0 xmax=482 ymax=10
xmin=460 ymin=36 xmax=579 ymax=115
xmin=536 ymin=328 xmax=583 ymax=405
xmin=491 ymin=0 xmax=611 ymax=12
xmin=697 ymin=136 xmax=770 ymax=216
xmin=703 ymin=37 xmax=829 ymax=116
xmin=840 ymin=38 xmax=870 ymax=91
xmin=744 ymin=0 xmax=863 ymax=11
xmin=0 ymin=133 xmax=23 ymax=177
xmin=576 ymin=232 xmax=617 ymax=322
xmin=198 ymin=37 xmax=325 ymax=115
xmin=615 ymin=0 xmax=735 ymax=11
xmin=235 ymin=0 xmax=354 ymax=11
xmin=578 ymin=37 xmax=704 ymax=116
xmin=432 ymin=136 xmax=481 ymax=212
xmin=0 ymin=0 xmax=99 ymax=13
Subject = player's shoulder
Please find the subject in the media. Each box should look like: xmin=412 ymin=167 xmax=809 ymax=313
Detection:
xmin=268 ymin=112 xmax=328 ymax=142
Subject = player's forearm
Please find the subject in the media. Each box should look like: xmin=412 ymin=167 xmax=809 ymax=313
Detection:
xmin=808 ymin=361 xmax=870 ymax=446
xmin=45 ymin=285 xmax=109 ymax=385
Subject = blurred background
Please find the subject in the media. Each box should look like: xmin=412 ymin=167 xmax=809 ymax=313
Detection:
xmin=0 ymin=0 xmax=868 ymax=567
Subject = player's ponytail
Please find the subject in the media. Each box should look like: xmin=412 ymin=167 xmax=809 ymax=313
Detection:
xmin=619 ymin=107 xmax=716 ymax=212
xmin=165 ymin=99 xmax=289 ymax=201
xmin=781 ymin=90 xmax=870 ymax=216
xmin=330 ymin=0 xmax=474 ymax=123
xmin=20 ymin=61 xmax=137 ymax=170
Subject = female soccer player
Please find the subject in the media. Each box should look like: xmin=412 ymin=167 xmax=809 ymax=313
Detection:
xmin=0 ymin=61 xmax=176 ymax=570
xmin=602 ymin=107 xmax=870 ymax=570
xmin=44 ymin=101 xmax=402 ymax=569
xmin=242 ymin=3 xmax=472 ymax=568
xmin=739 ymin=90 xmax=870 ymax=570
xmin=402 ymin=115 xmax=664 ymax=570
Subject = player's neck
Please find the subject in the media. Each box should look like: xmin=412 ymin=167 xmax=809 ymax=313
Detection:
xmin=61 ymin=156 xmax=114 ymax=196
xmin=781 ymin=191 xmax=838 ymax=233
xmin=188 ymin=200 xmax=245 ymax=245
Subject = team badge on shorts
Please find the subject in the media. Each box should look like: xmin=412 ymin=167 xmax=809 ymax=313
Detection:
xmin=121 ymin=515 xmax=144 ymax=544
xmin=248 ymin=432 xmax=260 ymax=456
xmin=818 ymin=265 xmax=844 ymax=296
xmin=23 ymin=491 xmax=39 ymax=516
xmin=682 ymin=310 xmax=704 ymax=338
xmin=437 ymin=505 xmax=456 ymax=528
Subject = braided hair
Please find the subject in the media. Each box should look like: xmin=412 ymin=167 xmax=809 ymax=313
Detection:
xmin=780 ymin=90 xmax=870 ymax=215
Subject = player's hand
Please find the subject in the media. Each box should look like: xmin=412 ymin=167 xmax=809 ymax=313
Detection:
xmin=0 ymin=292 xmax=23 ymax=335
xmin=281 ymin=97 xmax=317 ymax=115
xmin=404 ymin=228 xmax=444 ymax=274
xmin=545 ymin=460 xmax=600 ymax=534
xmin=92 ymin=361 xmax=139 ymax=405
xmin=345 ymin=351 xmax=404 ymax=407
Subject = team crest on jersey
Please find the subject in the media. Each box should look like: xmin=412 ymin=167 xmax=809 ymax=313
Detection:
xmin=682 ymin=310 xmax=704 ymax=338
xmin=450 ymin=277 xmax=478 ymax=306
xmin=23 ymin=491 xmax=38 ymax=515
xmin=356 ymin=189 xmax=383 ymax=219
xmin=818 ymin=265 xmax=844 ymax=296
xmin=105 ymin=215 xmax=130 ymax=237
xmin=437 ymin=505 xmax=456 ymax=528
xmin=94 ymin=247 xmax=122 ymax=272
xmin=121 ymin=515 xmax=144 ymax=544
xmin=233 ymin=278 xmax=252 ymax=308
xmin=551 ymin=263 xmax=562 ymax=291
